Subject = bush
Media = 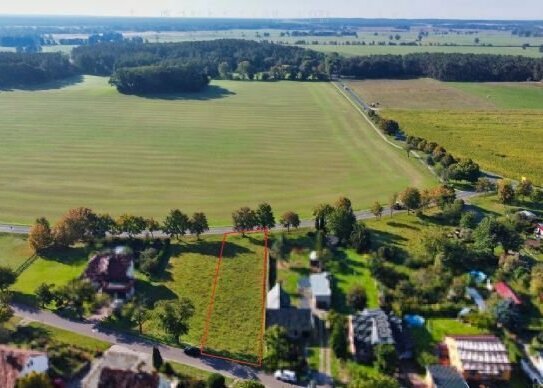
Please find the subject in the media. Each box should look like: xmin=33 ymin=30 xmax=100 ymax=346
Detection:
xmin=347 ymin=285 xmax=367 ymax=311
xmin=207 ymin=373 xmax=226 ymax=388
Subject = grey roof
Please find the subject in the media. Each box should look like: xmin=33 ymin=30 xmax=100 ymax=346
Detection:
xmin=352 ymin=309 xmax=414 ymax=361
xmin=353 ymin=309 xmax=395 ymax=346
xmin=266 ymin=308 xmax=312 ymax=334
xmin=427 ymin=365 xmax=469 ymax=388
xmin=267 ymin=283 xmax=291 ymax=309
xmin=309 ymin=272 xmax=331 ymax=297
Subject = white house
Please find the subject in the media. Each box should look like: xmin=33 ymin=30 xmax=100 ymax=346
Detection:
xmin=309 ymin=272 xmax=332 ymax=309
xmin=0 ymin=345 xmax=49 ymax=388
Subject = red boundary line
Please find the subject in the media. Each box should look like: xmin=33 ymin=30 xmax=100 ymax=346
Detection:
xmin=200 ymin=229 xmax=269 ymax=367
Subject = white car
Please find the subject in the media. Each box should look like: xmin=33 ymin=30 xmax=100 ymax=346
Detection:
xmin=274 ymin=369 xmax=297 ymax=383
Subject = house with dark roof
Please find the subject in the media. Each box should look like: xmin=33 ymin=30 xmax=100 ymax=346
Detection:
xmin=425 ymin=365 xmax=469 ymax=388
xmin=98 ymin=368 xmax=160 ymax=388
xmin=0 ymin=345 xmax=49 ymax=388
xmin=82 ymin=247 xmax=135 ymax=299
xmin=265 ymin=283 xmax=313 ymax=340
xmin=494 ymin=281 xmax=522 ymax=306
xmin=349 ymin=308 xmax=413 ymax=363
xmin=444 ymin=335 xmax=511 ymax=382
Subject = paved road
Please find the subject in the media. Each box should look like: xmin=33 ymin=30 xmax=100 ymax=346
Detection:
xmin=12 ymin=303 xmax=295 ymax=388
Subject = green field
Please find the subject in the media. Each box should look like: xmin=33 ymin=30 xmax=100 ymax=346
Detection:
xmin=304 ymin=44 xmax=543 ymax=58
xmin=0 ymin=76 xmax=433 ymax=225
xmin=0 ymin=233 xmax=33 ymax=269
xmin=348 ymin=79 xmax=543 ymax=184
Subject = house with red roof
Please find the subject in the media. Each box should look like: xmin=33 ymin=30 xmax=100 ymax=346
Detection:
xmin=494 ymin=282 xmax=522 ymax=306
xmin=0 ymin=345 xmax=49 ymax=388
xmin=82 ymin=247 xmax=135 ymax=300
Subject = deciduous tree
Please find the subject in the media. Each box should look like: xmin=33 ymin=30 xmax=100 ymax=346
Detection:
xmin=163 ymin=209 xmax=190 ymax=239
xmin=279 ymin=211 xmax=300 ymax=232
xmin=264 ymin=325 xmax=290 ymax=371
xmin=155 ymin=298 xmax=195 ymax=343
xmin=399 ymin=187 xmax=421 ymax=214
xmin=35 ymin=283 xmax=55 ymax=308
xmin=371 ymin=201 xmax=383 ymax=219
xmin=189 ymin=212 xmax=209 ymax=239
xmin=232 ymin=207 xmax=258 ymax=234
xmin=497 ymin=180 xmax=515 ymax=204
xmin=256 ymin=202 xmax=275 ymax=230
xmin=28 ymin=217 xmax=53 ymax=253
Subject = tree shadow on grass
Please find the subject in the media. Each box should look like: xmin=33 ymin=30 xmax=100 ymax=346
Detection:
xmin=135 ymin=279 xmax=178 ymax=305
xmin=386 ymin=221 xmax=421 ymax=231
xmin=40 ymin=245 xmax=91 ymax=265
xmin=0 ymin=75 xmax=84 ymax=92
xmin=174 ymin=240 xmax=251 ymax=258
xmin=10 ymin=324 xmax=51 ymax=346
xmin=136 ymin=85 xmax=236 ymax=101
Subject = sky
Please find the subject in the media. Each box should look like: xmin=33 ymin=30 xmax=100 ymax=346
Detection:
xmin=0 ymin=0 xmax=541 ymax=20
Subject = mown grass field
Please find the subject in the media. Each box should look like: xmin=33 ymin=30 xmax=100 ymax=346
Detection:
xmin=348 ymin=79 xmax=543 ymax=184
xmin=0 ymin=76 xmax=433 ymax=225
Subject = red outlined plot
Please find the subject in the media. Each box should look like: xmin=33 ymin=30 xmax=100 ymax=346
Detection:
xmin=200 ymin=229 xmax=269 ymax=367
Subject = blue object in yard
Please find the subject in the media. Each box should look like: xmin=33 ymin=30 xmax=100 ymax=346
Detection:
xmin=458 ymin=307 xmax=472 ymax=318
xmin=404 ymin=314 xmax=425 ymax=328
xmin=469 ymin=270 xmax=487 ymax=284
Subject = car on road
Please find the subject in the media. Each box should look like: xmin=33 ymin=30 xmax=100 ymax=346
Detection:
xmin=183 ymin=346 xmax=201 ymax=357
xmin=274 ymin=369 xmax=297 ymax=383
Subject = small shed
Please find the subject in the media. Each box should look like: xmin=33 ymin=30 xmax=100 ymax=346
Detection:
xmin=310 ymin=272 xmax=332 ymax=309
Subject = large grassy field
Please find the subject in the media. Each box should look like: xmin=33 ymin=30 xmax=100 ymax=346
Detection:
xmin=348 ymin=79 xmax=543 ymax=184
xmin=0 ymin=76 xmax=433 ymax=225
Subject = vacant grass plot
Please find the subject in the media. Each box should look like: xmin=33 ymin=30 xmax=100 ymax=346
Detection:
xmin=0 ymin=76 xmax=432 ymax=225
xmin=202 ymin=233 xmax=266 ymax=363
xmin=141 ymin=235 xmax=265 ymax=362
xmin=348 ymin=79 xmax=543 ymax=184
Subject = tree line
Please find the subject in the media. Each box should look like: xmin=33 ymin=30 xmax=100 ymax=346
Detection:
xmin=367 ymin=109 xmax=482 ymax=184
xmin=338 ymin=52 xmax=543 ymax=81
xmin=5 ymin=40 xmax=543 ymax=89
xmin=0 ymin=52 xmax=76 ymax=88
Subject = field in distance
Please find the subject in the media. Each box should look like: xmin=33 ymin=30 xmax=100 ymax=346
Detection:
xmin=347 ymin=79 xmax=543 ymax=184
xmin=0 ymin=76 xmax=433 ymax=225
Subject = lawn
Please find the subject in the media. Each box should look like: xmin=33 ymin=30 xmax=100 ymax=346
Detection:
xmin=141 ymin=234 xmax=267 ymax=363
xmin=347 ymin=79 xmax=543 ymax=184
xmin=12 ymin=245 xmax=91 ymax=301
xmin=411 ymin=318 xmax=484 ymax=356
xmin=328 ymin=249 xmax=379 ymax=314
xmin=0 ymin=233 xmax=34 ymax=270
xmin=4 ymin=316 xmax=110 ymax=353
xmin=0 ymin=76 xmax=434 ymax=225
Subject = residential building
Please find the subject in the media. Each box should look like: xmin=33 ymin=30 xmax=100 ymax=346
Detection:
xmin=309 ymin=272 xmax=332 ymax=309
xmin=494 ymin=281 xmax=522 ymax=306
xmin=425 ymin=365 xmax=469 ymax=388
xmin=349 ymin=308 xmax=413 ymax=363
xmin=82 ymin=345 xmax=172 ymax=388
xmin=444 ymin=335 xmax=511 ymax=382
xmin=265 ymin=282 xmax=313 ymax=339
xmin=82 ymin=247 xmax=135 ymax=299
xmin=0 ymin=345 xmax=49 ymax=388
